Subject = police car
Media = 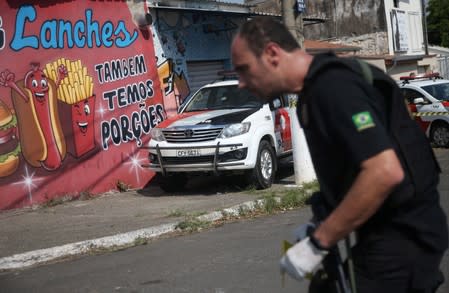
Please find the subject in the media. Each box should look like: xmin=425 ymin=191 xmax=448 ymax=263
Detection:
xmin=143 ymin=79 xmax=293 ymax=192
xmin=397 ymin=73 xmax=449 ymax=148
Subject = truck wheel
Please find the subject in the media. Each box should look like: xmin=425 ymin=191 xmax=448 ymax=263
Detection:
xmin=156 ymin=173 xmax=188 ymax=192
xmin=246 ymin=140 xmax=276 ymax=189
xmin=430 ymin=122 xmax=449 ymax=148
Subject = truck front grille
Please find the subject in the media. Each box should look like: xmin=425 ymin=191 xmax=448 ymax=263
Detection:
xmin=162 ymin=128 xmax=223 ymax=143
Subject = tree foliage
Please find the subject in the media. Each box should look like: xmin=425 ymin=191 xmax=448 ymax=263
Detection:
xmin=427 ymin=0 xmax=449 ymax=47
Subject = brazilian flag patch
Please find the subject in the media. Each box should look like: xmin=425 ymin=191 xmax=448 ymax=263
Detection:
xmin=352 ymin=111 xmax=375 ymax=131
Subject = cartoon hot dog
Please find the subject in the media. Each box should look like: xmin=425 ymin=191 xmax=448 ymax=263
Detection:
xmin=0 ymin=63 xmax=67 ymax=170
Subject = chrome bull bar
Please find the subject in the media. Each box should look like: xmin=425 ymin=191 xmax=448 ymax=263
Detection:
xmin=140 ymin=142 xmax=244 ymax=176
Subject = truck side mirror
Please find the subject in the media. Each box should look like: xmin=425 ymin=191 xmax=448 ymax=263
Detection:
xmin=413 ymin=97 xmax=425 ymax=104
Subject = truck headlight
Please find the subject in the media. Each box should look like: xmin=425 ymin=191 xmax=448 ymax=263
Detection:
xmin=150 ymin=128 xmax=165 ymax=141
xmin=218 ymin=122 xmax=251 ymax=138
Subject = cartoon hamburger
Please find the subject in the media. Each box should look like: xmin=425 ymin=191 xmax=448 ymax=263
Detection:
xmin=0 ymin=99 xmax=20 ymax=177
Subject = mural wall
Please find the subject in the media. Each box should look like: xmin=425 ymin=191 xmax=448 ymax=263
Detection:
xmin=150 ymin=10 xmax=240 ymax=116
xmin=0 ymin=0 xmax=165 ymax=210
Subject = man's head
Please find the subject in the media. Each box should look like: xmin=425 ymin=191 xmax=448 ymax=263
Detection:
xmin=238 ymin=17 xmax=300 ymax=57
xmin=231 ymin=17 xmax=302 ymax=102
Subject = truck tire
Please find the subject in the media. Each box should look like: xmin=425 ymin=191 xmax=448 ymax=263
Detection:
xmin=430 ymin=122 xmax=449 ymax=148
xmin=246 ymin=140 xmax=276 ymax=189
xmin=156 ymin=173 xmax=188 ymax=192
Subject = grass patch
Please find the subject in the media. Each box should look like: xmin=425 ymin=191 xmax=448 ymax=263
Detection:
xmin=42 ymin=195 xmax=73 ymax=207
xmin=78 ymin=191 xmax=95 ymax=201
xmin=217 ymin=180 xmax=319 ymax=222
xmin=238 ymin=205 xmax=250 ymax=217
xmin=262 ymin=194 xmax=279 ymax=214
xmin=167 ymin=209 xmax=186 ymax=217
xmin=280 ymin=188 xmax=308 ymax=209
xmin=116 ymin=180 xmax=131 ymax=192
xmin=40 ymin=190 xmax=97 ymax=208
xmin=133 ymin=236 xmax=148 ymax=246
xmin=252 ymin=180 xmax=319 ymax=214
xmin=301 ymin=180 xmax=320 ymax=194
xmin=279 ymin=181 xmax=319 ymax=209
xmin=175 ymin=217 xmax=211 ymax=232
xmin=168 ymin=209 xmax=206 ymax=218
xmin=253 ymin=199 xmax=263 ymax=210
xmin=190 ymin=211 xmax=207 ymax=217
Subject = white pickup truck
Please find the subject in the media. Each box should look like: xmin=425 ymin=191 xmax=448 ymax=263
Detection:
xmin=142 ymin=79 xmax=293 ymax=192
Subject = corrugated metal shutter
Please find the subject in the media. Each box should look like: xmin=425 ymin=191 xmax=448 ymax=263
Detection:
xmin=187 ymin=61 xmax=224 ymax=94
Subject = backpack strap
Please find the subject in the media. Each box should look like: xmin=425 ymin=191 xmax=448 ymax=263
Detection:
xmin=355 ymin=59 xmax=373 ymax=86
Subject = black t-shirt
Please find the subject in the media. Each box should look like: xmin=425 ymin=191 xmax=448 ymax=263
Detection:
xmin=298 ymin=54 xmax=448 ymax=253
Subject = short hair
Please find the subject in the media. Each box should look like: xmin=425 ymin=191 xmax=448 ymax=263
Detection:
xmin=238 ymin=17 xmax=300 ymax=57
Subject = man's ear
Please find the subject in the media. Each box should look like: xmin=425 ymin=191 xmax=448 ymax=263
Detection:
xmin=263 ymin=42 xmax=281 ymax=66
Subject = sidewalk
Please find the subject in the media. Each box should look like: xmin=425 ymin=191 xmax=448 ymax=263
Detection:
xmin=0 ymin=171 xmax=297 ymax=271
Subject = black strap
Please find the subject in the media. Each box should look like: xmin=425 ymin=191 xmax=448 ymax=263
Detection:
xmin=356 ymin=59 xmax=373 ymax=85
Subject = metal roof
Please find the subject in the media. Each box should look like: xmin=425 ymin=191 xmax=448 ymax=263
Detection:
xmin=147 ymin=0 xmax=252 ymax=14
xmin=146 ymin=1 xmax=329 ymax=20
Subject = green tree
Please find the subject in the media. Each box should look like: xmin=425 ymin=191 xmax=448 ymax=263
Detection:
xmin=427 ymin=0 xmax=449 ymax=47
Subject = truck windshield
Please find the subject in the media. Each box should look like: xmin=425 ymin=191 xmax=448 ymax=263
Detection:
xmin=422 ymin=82 xmax=449 ymax=101
xmin=183 ymin=85 xmax=263 ymax=112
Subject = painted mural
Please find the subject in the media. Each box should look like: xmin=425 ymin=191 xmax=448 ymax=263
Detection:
xmin=0 ymin=1 xmax=165 ymax=210
xmin=151 ymin=10 xmax=239 ymax=116
xmin=156 ymin=58 xmax=190 ymax=116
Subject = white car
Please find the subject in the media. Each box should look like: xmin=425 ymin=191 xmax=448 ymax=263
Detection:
xmin=397 ymin=73 xmax=449 ymax=148
xmin=143 ymin=80 xmax=293 ymax=192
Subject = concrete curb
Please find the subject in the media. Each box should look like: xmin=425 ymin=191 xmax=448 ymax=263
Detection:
xmin=0 ymin=198 xmax=277 ymax=272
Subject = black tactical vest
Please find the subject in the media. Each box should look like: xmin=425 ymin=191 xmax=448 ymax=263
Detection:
xmin=300 ymin=53 xmax=441 ymax=209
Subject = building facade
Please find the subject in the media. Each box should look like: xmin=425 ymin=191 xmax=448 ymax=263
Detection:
xmin=147 ymin=0 xmax=251 ymax=116
xmin=1 ymin=0 xmax=438 ymax=210
xmin=0 ymin=0 xmax=253 ymax=210
xmin=248 ymin=0 xmax=440 ymax=79
xmin=301 ymin=0 xmax=437 ymax=79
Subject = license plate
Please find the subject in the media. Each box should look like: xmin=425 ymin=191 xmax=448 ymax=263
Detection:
xmin=176 ymin=149 xmax=201 ymax=157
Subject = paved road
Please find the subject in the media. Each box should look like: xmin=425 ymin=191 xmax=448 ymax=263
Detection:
xmin=0 ymin=210 xmax=310 ymax=293
xmin=0 ymin=149 xmax=447 ymax=293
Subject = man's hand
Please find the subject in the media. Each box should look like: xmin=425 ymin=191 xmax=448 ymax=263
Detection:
xmin=280 ymin=237 xmax=328 ymax=281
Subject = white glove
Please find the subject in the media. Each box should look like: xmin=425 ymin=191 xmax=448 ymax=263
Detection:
xmin=280 ymin=236 xmax=328 ymax=281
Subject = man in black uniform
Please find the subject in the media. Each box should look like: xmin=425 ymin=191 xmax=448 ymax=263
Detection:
xmin=231 ymin=17 xmax=448 ymax=292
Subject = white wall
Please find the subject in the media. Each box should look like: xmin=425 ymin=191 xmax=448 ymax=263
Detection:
xmin=383 ymin=0 xmax=424 ymax=55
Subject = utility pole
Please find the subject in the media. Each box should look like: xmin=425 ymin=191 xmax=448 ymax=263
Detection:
xmin=421 ymin=0 xmax=429 ymax=55
xmin=282 ymin=0 xmax=317 ymax=186
xmin=282 ymin=0 xmax=304 ymax=48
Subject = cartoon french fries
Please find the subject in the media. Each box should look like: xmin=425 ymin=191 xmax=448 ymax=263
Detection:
xmin=46 ymin=58 xmax=96 ymax=158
